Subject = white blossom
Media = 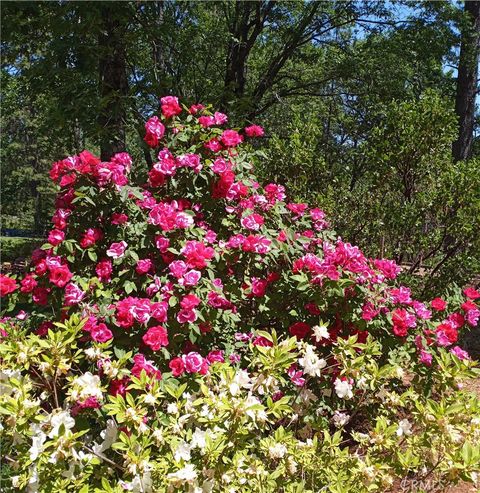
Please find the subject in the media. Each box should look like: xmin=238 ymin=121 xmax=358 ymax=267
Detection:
xmin=312 ymin=324 xmax=330 ymax=342
xmin=167 ymin=463 xmax=198 ymax=483
xmin=396 ymin=419 xmax=413 ymax=437
xmin=167 ymin=402 xmax=179 ymax=414
xmin=191 ymin=428 xmax=207 ymax=451
xmin=298 ymin=345 xmax=326 ymax=377
xmin=70 ymin=372 xmax=103 ymax=402
xmin=174 ymin=440 xmax=192 ymax=462
xmin=332 ymin=411 xmax=350 ymax=428
xmin=48 ymin=411 xmax=75 ymax=438
xmin=334 ymin=378 xmax=353 ymax=399
xmin=268 ymin=443 xmax=287 ymax=459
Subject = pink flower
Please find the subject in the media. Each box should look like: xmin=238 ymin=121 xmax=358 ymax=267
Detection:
xmin=184 ymin=352 xmax=204 ymax=373
xmin=177 ymin=153 xmax=202 ymax=173
xmin=80 ymin=228 xmax=103 ymax=249
xmin=391 ymin=308 xmax=416 ymax=337
xmin=463 ymin=287 xmax=480 ymax=300
xmin=188 ymin=103 xmax=205 ymax=114
xmin=64 ymin=282 xmax=85 ymax=306
xmin=244 ymin=125 xmax=264 ymax=137
xmin=0 ymin=275 xmax=17 ymax=297
xmin=111 ymin=213 xmax=129 ymax=225
xmin=241 ymin=213 xmax=264 ymax=231
xmin=451 ymin=346 xmax=470 ymax=360
xmin=431 ymin=297 xmax=447 ymax=311
xmin=48 ymin=229 xmax=65 ymax=246
xmin=250 ymin=277 xmax=268 ymax=297
xmin=373 ymin=259 xmax=401 ymax=280
xmin=136 ymin=259 xmax=153 ymax=275
xmin=169 ymin=260 xmax=188 ymax=278
xmin=91 ymin=323 xmax=113 ymax=343
xmin=106 ymin=241 xmax=127 ymax=259
xmin=144 ymin=116 xmax=165 ymax=147
xmin=288 ymin=365 xmax=305 ymax=387
xmin=390 ymin=286 xmax=412 ymax=305
xmin=180 ymin=293 xmax=201 ymax=310
xmin=151 ymin=301 xmax=168 ymax=322
xmin=161 ymin=96 xmax=182 ymax=118
xmin=466 ymin=309 xmax=479 ymax=327
xmin=182 ymin=270 xmax=201 ymax=286
xmin=212 ymin=158 xmax=231 ymax=174
xmin=181 ymin=240 xmax=215 ymax=269
xmin=32 ymin=286 xmax=49 ymax=305
xmin=142 ymin=325 xmax=168 ymax=351
xmin=420 ymin=350 xmax=432 ymax=366
xmin=20 ymin=275 xmax=37 ymax=293
xmin=131 ymin=353 xmax=162 ymax=380
xmin=49 ymin=265 xmax=73 ymax=288
xmin=362 ymin=302 xmax=380 ymax=321
xmin=214 ymin=112 xmax=228 ymax=125
xmin=198 ymin=115 xmax=215 ymax=127
xmin=154 ymin=149 xmax=176 ymax=176
xmin=220 ymin=129 xmax=243 ymax=147
xmin=435 ymin=321 xmax=458 ymax=346
xmin=169 ymin=357 xmax=185 ymax=377
xmin=204 ymin=138 xmax=222 ymax=153
xmin=96 ymin=259 xmax=113 ymax=283
xmin=52 ymin=208 xmax=71 ymax=230
xmin=206 ymin=350 xmax=224 ymax=364
xmin=177 ymin=309 xmax=198 ymax=324
xmin=155 ymin=235 xmax=170 ymax=252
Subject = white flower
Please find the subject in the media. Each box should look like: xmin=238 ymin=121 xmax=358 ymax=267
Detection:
xmin=85 ymin=347 xmax=102 ymax=360
xmin=48 ymin=411 xmax=75 ymax=438
xmin=143 ymin=393 xmax=156 ymax=405
xmin=70 ymin=372 xmax=103 ymax=402
xmin=152 ymin=428 xmax=164 ymax=444
xmin=167 ymin=402 xmax=179 ymax=414
xmin=332 ymin=411 xmax=350 ymax=428
xmin=167 ymin=463 xmax=198 ymax=483
xmin=299 ymin=345 xmax=326 ymax=377
xmin=268 ymin=443 xmax=287 ymax=459
xmin=0 ymin=369 xmax=21 ymax=396
xmin=357 ymin=376 xmax=368 ymax=389
xmin=244 ymin=395 xmax=267 ymax=422
xmin=396 ymin=419 xmax=413 ymax=437
xmin=29 ymin=431 xmax=47 ymax=461
xmin=191 ymin=428 xmax=207 ymax=450
xmin=334 ymin=378 xmax=353 ymax=399
xmin=234 ymin=370 xmax=252 ymax=389
xmin=174 ymin=440 xmax=192 ymax=462
xmin=312 ymin=324 xmax=330 ymax=342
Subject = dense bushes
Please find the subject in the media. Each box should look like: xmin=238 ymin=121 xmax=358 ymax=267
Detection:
xmin=0 ymin=97 xmax=479 ymax=492
xmin=0 ymin=237 xmax=43 ymax=263
xmin=261 ymin=92 xmax=480 ymax=295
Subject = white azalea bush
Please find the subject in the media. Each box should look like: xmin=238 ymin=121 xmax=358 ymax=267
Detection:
xmin=1 ymin=317 xmax=480 ymax=492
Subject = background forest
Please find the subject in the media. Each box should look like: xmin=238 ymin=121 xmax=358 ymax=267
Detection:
xmin=1 ymin=0 xmax=479 ymax=295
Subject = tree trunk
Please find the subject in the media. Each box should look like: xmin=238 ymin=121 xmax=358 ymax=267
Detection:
xmin=222 ymin=1 xmax=273 ymax=111
xmin=97 ymin=4 xmax=128 ymax=162
xmin=452 ymin=0 xmax=480 ymax=162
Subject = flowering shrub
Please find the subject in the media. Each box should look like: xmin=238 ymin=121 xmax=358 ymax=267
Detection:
xmin=0 ymin=97 xmax=479 ymax=492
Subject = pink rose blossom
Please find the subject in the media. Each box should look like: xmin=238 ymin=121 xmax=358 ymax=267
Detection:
xmin=106 ymin=241 xmax=127 ymax=259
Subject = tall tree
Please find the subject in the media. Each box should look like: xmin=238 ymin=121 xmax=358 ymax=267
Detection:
xmin=97 ymin=3 xmax=129 ymax=161
xmin=452 ymin=0 xmax=480 ymax=162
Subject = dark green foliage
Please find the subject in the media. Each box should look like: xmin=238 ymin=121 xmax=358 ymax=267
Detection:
xmin=0 ymin=0 xmax=478 ymax=294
